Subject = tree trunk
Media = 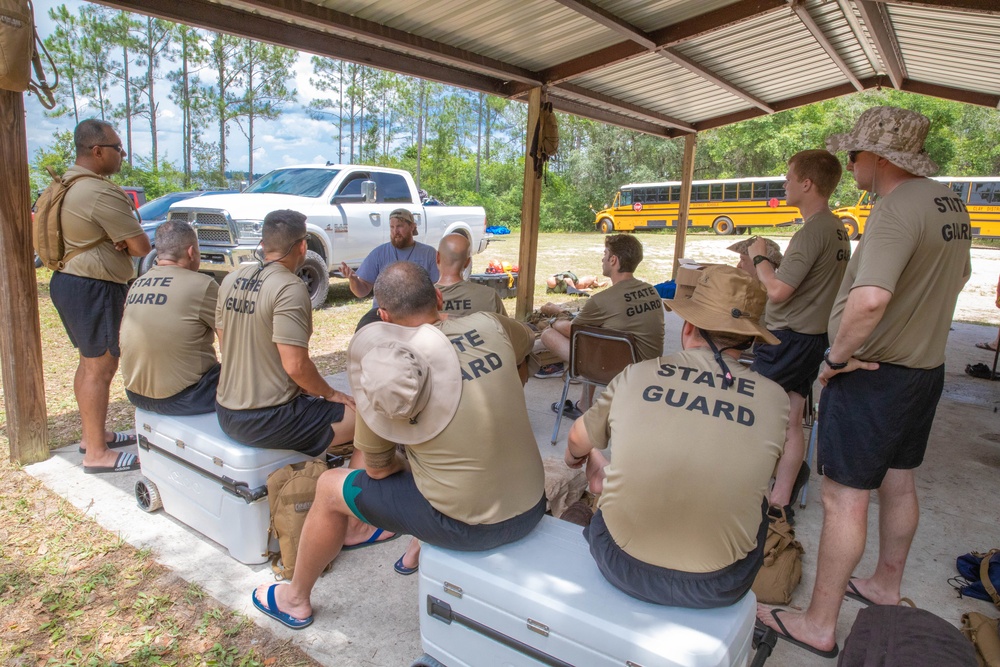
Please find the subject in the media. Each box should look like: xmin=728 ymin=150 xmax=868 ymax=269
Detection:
xmin=123 ymin=46 xmax=133 ymax=168
xmin=147 ymin=22 xmax=158 ymax=172
xmin=416 ymin=79 xmax=425 ymax=188
xmin=475 ymin=92 xmax=483 ymax=193
xmin=338 ymin=60 xmax=344 ymax=163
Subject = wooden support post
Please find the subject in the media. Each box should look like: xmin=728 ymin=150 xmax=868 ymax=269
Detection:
xmin=672 ymin=133 xmax=697 ymax=279
xmin=0 ymin=90 xmax=49 ymax=464
xmin=515 ymin=87 xmax=543 ymax=321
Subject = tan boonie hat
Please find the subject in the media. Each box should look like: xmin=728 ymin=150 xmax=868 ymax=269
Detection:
xmin=826 ymin=106 xmax=938 ymax=177
xmin=665 ymin=264 xmax=779 ymax=345
xmin=727 ymin=236 xmax=783 ymax=268
xmin=348 ymin=322 xmax=461 ymax=445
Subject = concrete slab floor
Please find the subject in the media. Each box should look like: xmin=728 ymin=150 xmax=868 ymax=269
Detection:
xmin=25 ymin=315 xmax=1000 ymax=666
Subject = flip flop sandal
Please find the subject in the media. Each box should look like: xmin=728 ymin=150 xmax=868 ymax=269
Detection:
xmin=251 ymin=583 xmax=313 ymax=630
xmin=757 ymin=608 xmax=839 ymax=659
xmin=341 ymin=527 xmax=401 ymax=551
xmin=551 ymin=400 xmax=584 ymax=420
xmin=83 ymin=451 xmax=141 ymax=475
xmin=975 ymin=342 xmax=997 ymax=351
xmin=394 ymin=554 xmax=419 ymax=575
xmin=845 ymin=579 xmax=916 ymax=607
xmin=79 ymin=431 xmax=137 ymax=454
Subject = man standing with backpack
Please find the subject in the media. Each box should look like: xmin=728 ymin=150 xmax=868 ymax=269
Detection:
xmin=47 ymin=119 xmax=150 ymax=474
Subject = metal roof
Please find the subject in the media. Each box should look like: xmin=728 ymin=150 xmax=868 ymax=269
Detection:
xmin=100 ymin=0 xmax=1000 ymax=136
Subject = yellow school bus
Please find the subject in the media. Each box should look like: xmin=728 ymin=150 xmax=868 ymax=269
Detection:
xmin=832 ymin=176 xmax=1000 ymax=239
xmin=593 ymin=177 xmax=801 ymax=235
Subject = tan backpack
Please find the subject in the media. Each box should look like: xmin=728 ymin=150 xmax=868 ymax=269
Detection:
xmin=33 ymin=166 xmax=106 ymax=271
xmin=751 ymin=507 xmax=804 ymax=605
xmin=266 ymin=459 xmax=329 ymax=580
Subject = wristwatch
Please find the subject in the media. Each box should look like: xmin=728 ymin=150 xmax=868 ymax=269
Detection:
xmin=823 ymin=348 xmax=848 ymax=370
xmin=752 ymin=255 xmax=772 ymax=267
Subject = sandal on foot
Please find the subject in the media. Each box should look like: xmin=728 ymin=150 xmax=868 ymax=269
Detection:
xmin=394 ymin=554 xmax=419 ymax=575
xmin=79 ymin=431 xmax=137 ymax=454
xmin=342 ymin=527 xmax=400 ymax=551
xmin=83 ymin=451 xmax=140 ymax=475
xmin=251 ymin=583 xmax=313 ymax=630
xmin=976 ymin=342 xmax=997 ymax=351
xmin=551 ymin=400 xmax=583 ymax=420
xmin=757 ymin=608 xmax=839 ymax=658
xmin=845 ymin=578 xmax=874 ymax=606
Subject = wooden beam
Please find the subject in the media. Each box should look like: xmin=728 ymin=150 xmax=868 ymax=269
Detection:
xmin=515 ymin=88 xmax=543 ymax=321
xmin=901 ymin=79 xmax=1000 ymax=109
xmin=868 ymin=0 xmax=1000 ymax=16
xmin=95 ymin=0 xmax=515 ymax=96
xmin=672 ymin=134 xmax=698 ymax=279
xmin=0 ymin=90 xmax=49 ymax=465
xmin=789 ymin=0 xmax=863 ymax=90
xmin=548 ymin=0 xmax=656 ymax=49
xmin=659 ymin=49 xmax=774 ymax=113
xmin=548 ymin=96 xmax=677 ymax=137
xmin=556 ymin=84 xmax=695 ymax=132
xmin=836 ymin=0 xmax=883 ymax=74
xmin=542 ymin=0 xmax=788 ymax=84
xmin=855 ymin=0 xmax=906 ymax=89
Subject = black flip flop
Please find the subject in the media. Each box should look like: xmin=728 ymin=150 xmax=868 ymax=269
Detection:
xmin=845 ymin=578 xmax=874 ymax=606
xmin=79 ymin=431 xmax=138 ymax=454
xmin=756 ymin=608 xmax=839 ymax=659
xmin=83 ymin=451 xmax=141 ymax=475
xmin=551 ymin=400 xmax=583 ymax=420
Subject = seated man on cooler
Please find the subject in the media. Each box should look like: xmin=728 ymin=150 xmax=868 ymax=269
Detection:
xmin=250 ymin=262 xmax=545 ymax=629
xmin=120 ymin=220 xmax=220 ymax=415
xmin=565 ymin=265 xmax=788 ymax=608
xmin=435 ymin=233 xmax=507 ymax=318
xmin=540 ymin=234 xmax=664 ymax=416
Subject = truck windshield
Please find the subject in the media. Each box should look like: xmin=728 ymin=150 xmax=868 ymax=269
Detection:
xmin=244 ymin=168 xmax=340 ymax=197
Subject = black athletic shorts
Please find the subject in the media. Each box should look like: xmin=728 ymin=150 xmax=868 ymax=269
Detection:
xmin=583 ymin=501 xmax=769 ymax=609
xmin=126 ymin=363 xmax=220 ymax=416
xmin=50 ymin=271 xmax=129 ymax=358
xmin=752 ymin=329 xmax=828 ymax=397
xmin=343 ymin=468 xmax=546 ymax=551
xmin=818 ymin=363 xmax=945 ymax=490
xmin=216 ymin=394 xmax=346 ymax=457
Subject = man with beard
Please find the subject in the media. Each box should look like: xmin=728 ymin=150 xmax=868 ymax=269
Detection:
xmin=215 ymin=210 xmax=358 ymax=459
xmin=340 ymin=208 xmax=438 ymax=330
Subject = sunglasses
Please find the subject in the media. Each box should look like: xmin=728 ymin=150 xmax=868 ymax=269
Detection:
xmin=91 ymin=143 xmax=124 ymax=153
xmin=848 ymin=150 xmax=862 ymax=163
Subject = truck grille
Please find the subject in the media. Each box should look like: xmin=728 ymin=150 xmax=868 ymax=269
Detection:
xmin=197 ymin=228 xmax=233 ymax=244
xmin=192 ymin=212 xmax=234 ymax=245
xmin=167 ymin=211 xmax=189 ymax=222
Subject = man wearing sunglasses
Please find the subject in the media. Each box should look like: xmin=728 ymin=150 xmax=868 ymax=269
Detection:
xmin=49 ymin=119 xmax=151 ymax=474
xmin=755 ymin=107 xmax=972 ymax=658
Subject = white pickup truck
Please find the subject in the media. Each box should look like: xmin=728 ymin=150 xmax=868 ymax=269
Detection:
xmin=166 ymin=164 xmax=490 ymax=308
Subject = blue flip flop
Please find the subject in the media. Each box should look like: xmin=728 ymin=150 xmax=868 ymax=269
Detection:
xmin=341 ymin=527 xmax=401 ymax=551
xmin=251 ymin=583 xmax=313 ymax=630
xmin=394 ymin=554 xmax=419 ymax=576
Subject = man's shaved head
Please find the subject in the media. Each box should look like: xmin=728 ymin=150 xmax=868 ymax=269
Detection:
xmin=437 ymin=233 xmax=471 ymax=272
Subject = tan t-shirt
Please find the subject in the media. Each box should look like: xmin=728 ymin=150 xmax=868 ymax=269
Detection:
xmin=121 ymin=265 xmax=218 ymax=399
xmin=574 ymin=277 xmax=665 ymax=361
xmin=354 ymin=312 xmax=543 ymax=525
xmin=766 ymin=210 xmax=851 ymax=334
xmin=828 ymin=179 xmax=972 ymax=368
xmin=59 ymin=165 xmax=145 ymax=284
xmin=437 ymin=281 xmax=508 ymax=318
xmin=216 ymin=262 xmax=312 ymax=410
xmin=583 ymin=349 xmax=787 ymax=573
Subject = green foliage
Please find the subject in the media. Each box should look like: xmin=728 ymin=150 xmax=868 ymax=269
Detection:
xmin=29 ymin=130 xmax=75 ymax=196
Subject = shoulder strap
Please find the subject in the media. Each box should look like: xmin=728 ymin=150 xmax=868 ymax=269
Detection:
xmin=980 ymin=549 xmax=1000 ymax=609
xmin=47 ymin=167 xmax=113 ymax=269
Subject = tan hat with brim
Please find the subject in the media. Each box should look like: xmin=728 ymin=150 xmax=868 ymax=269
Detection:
xmin=826 ymin=106 xmax=938 ymax=177
xmin=348 ymin=322 xmax=462 ymax=445
xmin=665 ymin=264 xmax=779 ymax=345
xmin=727 ymin=236 xmax=783 ymax=268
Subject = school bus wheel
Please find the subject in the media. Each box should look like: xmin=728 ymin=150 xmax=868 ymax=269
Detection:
xmin=841 ymin=217 xmax=860 ymax=240
xmin=598 ymin=218 xmax=614 ymax=234
xmin=712 ymin=216 xmax=736 ymax=235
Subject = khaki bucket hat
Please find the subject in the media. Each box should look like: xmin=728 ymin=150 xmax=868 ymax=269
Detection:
xmin=727 ymin=236 xmax=783 ymax=268
xmin=826 ymin=106 xmax=938 ymax=177
xmin=348 ymin=322 xmax=462 ymax=445
xmin=665 ymin=264 xmax=778 ymax=345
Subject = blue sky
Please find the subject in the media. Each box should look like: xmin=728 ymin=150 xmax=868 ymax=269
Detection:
xmin=26 ymin=0 xmax=351 ymax=174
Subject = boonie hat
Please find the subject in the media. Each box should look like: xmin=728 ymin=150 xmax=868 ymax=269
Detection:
xmin=727 ymin=236 xmax=783 ymax=268
xmin=665 ymin=264 xmax=779 ymax=345
xmin=826 ymin=106 xmax=938 ymax=177
xmin=348 ymin=322 xmax=462 ymax=445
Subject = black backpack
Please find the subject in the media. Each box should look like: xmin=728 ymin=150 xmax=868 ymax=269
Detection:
xmin=839 ymin=605 xmax=977 ymax=666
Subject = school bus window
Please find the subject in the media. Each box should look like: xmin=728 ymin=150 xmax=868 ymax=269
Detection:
xmin=709 ymin=184 xmax=723 ymax=201
xmin=669 ymin=186 xmax=680 ymax=203
xmin=972 ymin=183 xmax=994 ymax=205
xmin=860 ymin=192 xmax=871 ymax=206
xmin=768 ymin=183 xmax=786 ymax=199
xmin=621 ymin=190 xmax=632 ymax=206
xmin=753 ymin=183 xmax=768 ymax=199
xmin=654 ymin=187 xmax=668 ymax=203
xmin=739 ymin=183 xmax=752 ymax=199
xmin=723 ymin=183 xmax=738 ymax=201
xmin=949 ymin=182 xmax=969 ymax=201
xmin=692 ymin=184 xmax=710 ymax=202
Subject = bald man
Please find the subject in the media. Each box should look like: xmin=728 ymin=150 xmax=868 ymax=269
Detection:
xmin=435 ymin=233 xmax=507 ymax=318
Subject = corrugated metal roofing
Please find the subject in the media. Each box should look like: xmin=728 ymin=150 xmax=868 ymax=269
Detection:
xmin=120 ymin=0 xmax=1000 ymax=136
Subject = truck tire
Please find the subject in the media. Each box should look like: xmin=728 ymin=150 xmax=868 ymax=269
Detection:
xmin=138 ymin=248 xmax=158 ymax=276
xmin=841 ymin=217 xmax=860 ymax=240
xmin=598 ymin=218 xmax=614 ymax=234
xmin=135 ymin=478 xmax=163 ymax=513
xmin=713 ymin=217 xmax=736 ymax=235
xmin=298 ymin=249 xmax=330 ymax=310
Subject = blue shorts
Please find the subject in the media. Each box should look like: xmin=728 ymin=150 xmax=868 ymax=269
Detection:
xmin=126 ymin=363 xmax=220 ymax=416
xmin=217 ymin=394 xmax=346 ymax=457
xmin=343 ymin=468 xmax=545 ymax=551
xmin=50 ymin=271 xmax=128 ymax=358
xmin=752 ymin=329 xmax=828 ymax=397
xmin=818 ymin=363 xmax=944 ymax=489
xmin=584 ymin=502 xmax=768 ymax=609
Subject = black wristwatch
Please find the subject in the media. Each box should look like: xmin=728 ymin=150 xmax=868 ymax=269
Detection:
xmin=824 ymin=347 xmax=848 ymax=370
xmin=752 ymin=255 xmax=772 ymax=267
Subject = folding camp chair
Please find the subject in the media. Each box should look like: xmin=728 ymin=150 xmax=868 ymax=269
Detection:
xmin=550 ymin=324 xmax=638 ymax=445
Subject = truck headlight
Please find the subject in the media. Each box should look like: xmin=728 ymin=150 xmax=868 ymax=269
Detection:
xmin=236 ymin=221 xmax=263 ymax=240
